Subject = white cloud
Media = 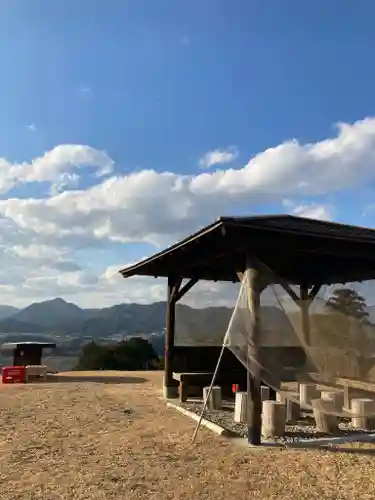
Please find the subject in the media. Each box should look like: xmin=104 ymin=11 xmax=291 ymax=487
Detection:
xmin=282 ymin=200 xmax=334 ymax=221
xmin=199 ymin=147 xmax=238 ymax=168
xmin=77 ymin=86 xmax=93 ymax=95
xmin=0 ymin=117 xmax=371 ymax=245
xmin=10 ymin=244 xmax=66 ymax=260
xmin=26 ymin=124 xmax=37 ymax=132
xmin=0 ymin=144 xmax=113 ymax=195
xmin=292 ymin=204 xmax=333 ymax=221
xmin=0 ymin=116 xmax=374 ymax=307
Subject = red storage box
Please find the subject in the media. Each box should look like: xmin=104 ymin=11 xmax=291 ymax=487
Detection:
xmin=2 ymin=366 xmax=25 ymax=384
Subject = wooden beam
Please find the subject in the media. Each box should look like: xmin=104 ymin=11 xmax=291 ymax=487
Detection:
xmin=170 ymin=277 xmax=182 ymax=302
xmin=246 ymin=254 xmax=300 ymax=303
xmin=245 ymin=266 xmax=262 ymax=446
xmin=282 ymin=283 xmax=300 ymax=304
xmin=300 ymin=282 xmax=311 ymax=346
xmin=308 ymin=283 xmax=321 ymax=302
xmin=236 ymin=271 xmax=244 ymax=281
xmin=173 ymin=277 xmax=199 ymax=303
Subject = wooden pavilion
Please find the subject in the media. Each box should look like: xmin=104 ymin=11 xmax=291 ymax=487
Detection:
xmin=120 ymin=214 xmax=375 ymax=445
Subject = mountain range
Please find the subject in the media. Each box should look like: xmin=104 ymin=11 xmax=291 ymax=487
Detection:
xmin=0 ymin=298 xmax=166 ymax=337
xmin=0 ymin=297 xmax=299 ymax=342
xmin=1 ymin=296 xmax=375 ymax=341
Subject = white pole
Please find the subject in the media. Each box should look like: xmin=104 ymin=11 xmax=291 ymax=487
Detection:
xmin=190 ymin=342 xmax=226 ymax=444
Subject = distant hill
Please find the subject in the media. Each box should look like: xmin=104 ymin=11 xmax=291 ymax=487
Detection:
xmin=12 ymin=297 xmax=90 ymax=330
xmin=0 ymin=296 xmax=374 ymax=347
xmin=82 ymin=302 xmax=167 ymax=337
xmin=0 ymin=305 xmax=19 ymax=320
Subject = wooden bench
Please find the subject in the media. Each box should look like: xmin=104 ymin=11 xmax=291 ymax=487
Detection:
xmin=173 ymin=370 xmax=247 ymax=402
xmin=334 ymin=377 xmax=375 ymax=410
xmin=170 ymin=345 xmax=306 ymax=402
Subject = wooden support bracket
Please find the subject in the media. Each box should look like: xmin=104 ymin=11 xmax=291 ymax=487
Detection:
xmin=173 ymin=277 xmax=199 ymax=303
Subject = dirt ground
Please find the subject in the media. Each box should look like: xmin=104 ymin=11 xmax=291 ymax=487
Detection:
xmin=1 ymin=371 xmax=375 ymax=500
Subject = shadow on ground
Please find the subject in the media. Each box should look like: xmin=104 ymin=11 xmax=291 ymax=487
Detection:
xmin=229 ymin=436 xmax=375 ymax=456
xmin=46 ymin=374 xmax=148 ymax=384
xmin=318 ymin=445 xmax=375 ymax=456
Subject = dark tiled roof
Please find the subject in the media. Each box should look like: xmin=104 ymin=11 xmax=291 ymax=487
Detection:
xmin=119 ymin=215 xmax=375 ymax=285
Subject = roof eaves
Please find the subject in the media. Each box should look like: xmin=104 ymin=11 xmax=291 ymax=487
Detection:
xmin=119 ymin=219 xmax=224 ymax=279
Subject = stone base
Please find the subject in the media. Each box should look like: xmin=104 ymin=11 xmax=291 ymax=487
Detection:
xmin=163 ymin=385 xmax=179 ymax=399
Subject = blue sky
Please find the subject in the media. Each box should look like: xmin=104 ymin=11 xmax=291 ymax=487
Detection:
xmin=1 ymin=1 xmax=375 ymax=307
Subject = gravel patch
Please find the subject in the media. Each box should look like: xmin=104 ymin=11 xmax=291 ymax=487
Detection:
xmin=181 ymin=399 xmax=375 ymax=443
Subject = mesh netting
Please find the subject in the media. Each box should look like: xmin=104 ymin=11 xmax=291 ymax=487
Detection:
xmin=224 ymin=262 xmax=375 ymax=417
xmin=175 ymin=282 xmax=240 ymax=346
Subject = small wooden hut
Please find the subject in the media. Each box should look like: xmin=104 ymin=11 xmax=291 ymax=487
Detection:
xmin=0 ymin=341 xmax=56 ymax=367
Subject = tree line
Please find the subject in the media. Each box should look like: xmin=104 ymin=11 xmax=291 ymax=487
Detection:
xmin=75 ymin=337 xmax=163 ymax=371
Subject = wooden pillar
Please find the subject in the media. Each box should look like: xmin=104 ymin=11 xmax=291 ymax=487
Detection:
xmin=163 ymin=277 xmax=179 ymax=398
xmin=163 ymin=276 xmax=198 ymax=399
xmin=246 ymin=267 xmax=262 ymax=446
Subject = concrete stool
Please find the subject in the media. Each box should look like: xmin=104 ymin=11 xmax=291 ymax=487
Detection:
xmin=300 ymin=383 xmax=320 ymax=407
xmin=276 ymin=392 xmax=286 ymax=404
xmin=286 ymin=399 xmax=300 ymax=423
xmin=311 ymin=398 xmax=339 ymax=433
xmin=275 ymin=393 xmax=300 ymax=423
xmin=351 ymin=398 xmax=375 ymax=429
xmin=234 ymin=391 xmax=247 ymax=423
xmin=203 ymin=386 xmax=222 ymax=410
xmin=321 ymin=390 xmax=344 ymax=412
xmin=262 ymin=401 xmax=286 ymax=438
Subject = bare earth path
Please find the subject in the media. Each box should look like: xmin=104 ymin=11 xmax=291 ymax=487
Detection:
xmin=0 ymin=371 xmax=375 ymax=500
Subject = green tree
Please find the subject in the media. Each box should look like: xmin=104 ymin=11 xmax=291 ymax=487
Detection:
xmin=74 ymin=338 xmax=160 ymax=371
xmin=325 ymin=287 xmax=369 ymax=323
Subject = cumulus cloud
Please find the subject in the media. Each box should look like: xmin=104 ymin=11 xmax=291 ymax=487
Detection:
xmin=0 ymin=116 xmax=374 ymax=307
xmin=199 ymin=147 xmax=238 ymax=168
xmin=282 ymin=200 xmax=334 ymax=221
xmin=0 ymin=144 xmax=113 ymax=195
xmin=1 ymin=116 xmax=374 ymax=248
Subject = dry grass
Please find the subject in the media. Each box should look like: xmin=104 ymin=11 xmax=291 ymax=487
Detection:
xmin=1 ymin=371 xmax=375 ymax=499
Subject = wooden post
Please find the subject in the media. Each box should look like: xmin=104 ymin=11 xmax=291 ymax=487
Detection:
xmin=163 ymin=277 xmax=198 ymax=399
xmin=246 ymin=267 xmax=262 ymax=446
xmin=163 ymin=277 xmax=179 ymax=398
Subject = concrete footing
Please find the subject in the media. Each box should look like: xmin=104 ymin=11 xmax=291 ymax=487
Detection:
xmin=351 ymin=398 xmax=375 ymax=429
xmin=262 ymin=401 xmax=286 ymax=438
xmin=203 ymin=386 xmax=222 ymax=410
xmin=163 ymin=385 xmax=179 ymax=399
